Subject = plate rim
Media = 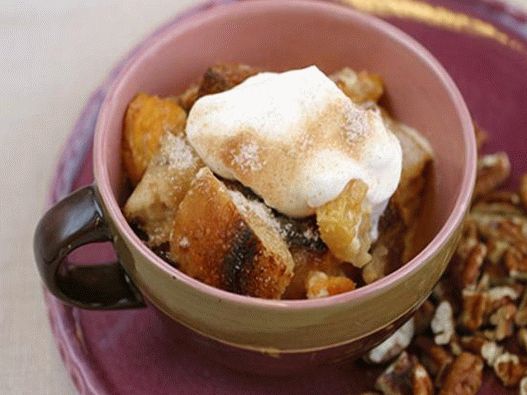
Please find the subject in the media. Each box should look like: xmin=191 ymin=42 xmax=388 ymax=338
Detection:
xmin=43 ymin=1 xmax=527 ymax=394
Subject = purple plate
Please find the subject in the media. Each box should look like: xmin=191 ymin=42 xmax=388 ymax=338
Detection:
xmin=44 ymin=0 xmax=527 ymax=393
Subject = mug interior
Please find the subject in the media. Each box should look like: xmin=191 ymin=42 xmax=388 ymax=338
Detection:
xmin=95 ymin=0 xmax=475 ymax=305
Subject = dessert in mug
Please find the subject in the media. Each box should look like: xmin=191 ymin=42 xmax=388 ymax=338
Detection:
xmin=122 ymin=64 xmax=434 ymax=300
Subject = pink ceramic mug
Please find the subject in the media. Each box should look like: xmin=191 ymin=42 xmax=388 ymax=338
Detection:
xmin=34 ymin=0 xmax=476 ymax=373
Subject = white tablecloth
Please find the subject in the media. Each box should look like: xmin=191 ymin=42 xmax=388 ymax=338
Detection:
xmin=0 ymin=2 xmax=199 ymax=393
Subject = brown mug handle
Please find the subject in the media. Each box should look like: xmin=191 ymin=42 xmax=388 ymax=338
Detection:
xmin=34 ymin=185 xmax=145 ymax=309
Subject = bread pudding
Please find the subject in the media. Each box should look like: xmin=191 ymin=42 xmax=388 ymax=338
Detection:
xmin=122 ymin=63 xmax=433 ymax=300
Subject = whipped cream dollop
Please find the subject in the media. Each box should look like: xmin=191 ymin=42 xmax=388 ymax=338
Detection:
xmin=186 ymin=66 xmax=402 ymax=238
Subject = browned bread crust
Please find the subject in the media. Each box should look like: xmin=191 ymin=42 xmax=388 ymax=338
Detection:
xmin=330 ymin=67 xmax=384 ymax=104
xmin=124 ymin=132 xmax=203 ymax=247
xmin=197 ymin=63 xmax=260 ymax=98
xmin=174 ymin=63 xmax=260 ymax=114
xmin=170 ymin=168 xmax=294 ymax=299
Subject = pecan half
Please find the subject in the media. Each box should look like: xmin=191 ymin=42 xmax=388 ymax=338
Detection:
xmin=461 ymin=243 xmax=487 ymax=289
xmin=493 ymin=352 xmax=527 ymax=388
xmin=412 ymin=364 xmax=434 ymax=395
xmin=375 ymin=352 xmax=433 ymax=395
xmin=414 ymin=336 xmax=453 ymax=386
xmin=439 ymin=352 xmax=483 ymax=395
xmin=480 ymin=340 xmax=504 ymax=367
xmin=431 ymin=301 xmax=455 ymax=345
xmin=456 ymin=220 xmax=479 ymax=259
xmin=505 ymin=246 xmax=527 ymax=281
xmin=486 ymin=286 xmax=520 ymax=312
xmin=365 ymin=319 xmax=414 ymax=364
xmin=459 ymin=334 xmax=486 ymax=354
xmin=487 ymin=303 xmax=517 ymax=341
xmin=474 ymin=152 xmax=511 ymax=199
xmin=459 ymin=290 xmax=488 ymax=332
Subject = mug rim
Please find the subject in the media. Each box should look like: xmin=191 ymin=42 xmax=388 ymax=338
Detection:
xmin=94 ymin=0 xmax=476 ymax=310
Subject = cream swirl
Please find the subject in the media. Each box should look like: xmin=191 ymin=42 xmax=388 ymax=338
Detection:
xmin=186 ymin=66 xmax=402 ymax=239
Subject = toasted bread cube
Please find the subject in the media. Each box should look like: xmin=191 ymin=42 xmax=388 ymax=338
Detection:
xmin=386 ymin=116 xmax=433 ymax=263
xmin=170 ymin=168 xmax=294 ymax=299
xmin=124 ymin=133 xmax=203 ymax=247
xmin=306 ymin=270 xmax=356 ymax=299
xmin=330 ymin=67 xmax=384 ymax=104
xmin=316 ymin=179 xmax=372 ymax=268
xmin=362 ymin=117 xmax=433 ymax=283
xmin=174 ymin=83 xmax=200 ymax=113
xmin=174 ymin=64 xmax=260 ymax=113
xmin=122 ymin=93 xmax=187 ymax=185
xmin=197 ymin=63 xmax=260 ymax=98
xmin=376 ymin=110 xmax=433 ymax=181
xmin=383 ymin=114 xmax=433 ymax=223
